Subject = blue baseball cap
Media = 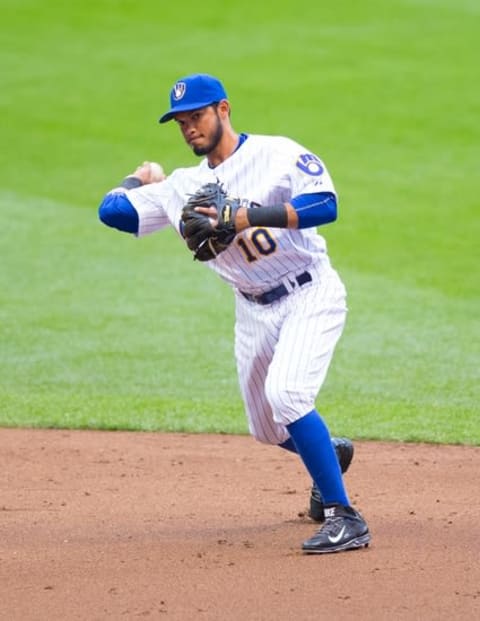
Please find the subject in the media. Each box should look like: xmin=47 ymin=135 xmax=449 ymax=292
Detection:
xmin=159 ymin=73 xmax=227 ymax=123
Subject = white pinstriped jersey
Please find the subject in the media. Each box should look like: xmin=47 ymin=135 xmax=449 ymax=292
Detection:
xmin=123 ymin=134 xmax=337 ymax=295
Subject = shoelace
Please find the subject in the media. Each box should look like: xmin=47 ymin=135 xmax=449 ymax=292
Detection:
xmin=318 ymin=516 xmax=345 ymax=536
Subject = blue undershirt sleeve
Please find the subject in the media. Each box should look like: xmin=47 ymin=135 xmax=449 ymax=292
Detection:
xmin=290 ymin=191 xmax=337 ymax=229
xmin=98 ymin=193 xmax=139 ymax=234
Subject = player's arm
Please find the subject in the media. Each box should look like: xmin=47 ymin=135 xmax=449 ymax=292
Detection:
xmin=195 ymin=191 xmax=337 ymax=232
xmin=234 ymin=191 xmax=337 ymax=231
xmin=98 ymin=161 xmax=166 ymax=234
xmin=99 ymin=192 xmax=139 ymax=233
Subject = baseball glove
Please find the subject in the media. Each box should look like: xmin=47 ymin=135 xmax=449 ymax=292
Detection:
xmin=181 ymin=182 xmax=244 ymax=261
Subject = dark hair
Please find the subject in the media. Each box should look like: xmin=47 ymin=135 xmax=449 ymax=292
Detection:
xmin=211 ymin=101 xmax=231 ymax=117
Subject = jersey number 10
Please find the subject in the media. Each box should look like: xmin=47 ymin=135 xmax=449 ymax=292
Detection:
xmin=236 ymin=228 xmax=277 ymax=263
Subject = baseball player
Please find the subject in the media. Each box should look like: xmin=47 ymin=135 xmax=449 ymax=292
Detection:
xmin=98 ymin=73 xmax=370 ymax=553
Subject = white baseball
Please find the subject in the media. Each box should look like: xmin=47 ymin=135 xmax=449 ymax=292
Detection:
xmin=149 ymin=161 xmax=165 ymax=182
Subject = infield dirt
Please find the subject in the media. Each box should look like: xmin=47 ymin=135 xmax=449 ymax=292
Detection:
xmin=0 ymin=429 xmax=478 ymax=620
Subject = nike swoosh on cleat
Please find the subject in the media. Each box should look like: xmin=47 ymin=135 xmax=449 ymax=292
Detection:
xmin=327 ymin=526 xmax=346 ymax=544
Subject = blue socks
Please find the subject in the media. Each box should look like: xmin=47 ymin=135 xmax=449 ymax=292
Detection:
xmin=284 ymin=410 xmax=350 ymax=506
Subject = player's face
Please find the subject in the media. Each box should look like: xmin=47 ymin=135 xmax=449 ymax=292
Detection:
xmin=174 ymin=105 xmax=223 ymax=156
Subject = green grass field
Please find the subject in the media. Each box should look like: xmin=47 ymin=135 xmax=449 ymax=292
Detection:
xmin=1 ymin=0 xmax=478 ymax=444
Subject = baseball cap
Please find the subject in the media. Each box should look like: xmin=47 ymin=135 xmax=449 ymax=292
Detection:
xmin=158 ymin=73 xmax=227 ymax=123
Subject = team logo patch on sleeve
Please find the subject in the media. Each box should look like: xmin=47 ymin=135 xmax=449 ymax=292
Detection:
xmin=296 ymin=153 xmax=324 ymax=176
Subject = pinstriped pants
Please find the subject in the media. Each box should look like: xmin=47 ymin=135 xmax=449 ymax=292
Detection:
xmin=234 ymin=261 xmax=347 ymax=445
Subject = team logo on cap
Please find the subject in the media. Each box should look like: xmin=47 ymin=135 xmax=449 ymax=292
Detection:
xmin=173 ymin=82 xmax=186 ymax=101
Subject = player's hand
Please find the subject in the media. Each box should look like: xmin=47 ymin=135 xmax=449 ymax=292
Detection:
xmin=181 ymin=182 xmax=243 ymax=261
xmin=195 ymin=203 xmax=254 ymax=233
xmin=193 ymin=205 xmax=220 ymax=227
xmin=128 ymin=161 xmax=166 ymax=185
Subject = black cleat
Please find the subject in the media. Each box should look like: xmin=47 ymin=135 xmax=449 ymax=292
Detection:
xmin=309 ymin=437 xmax=354 ymax=522
xmin=332 ymin=437 xmax=355 ymax=474
xmin=303 ymin=504 xmax=370 ymax=554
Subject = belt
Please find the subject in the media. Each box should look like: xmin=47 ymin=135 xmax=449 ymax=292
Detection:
xmin=240 ymin=271 xmax=312 ymax=305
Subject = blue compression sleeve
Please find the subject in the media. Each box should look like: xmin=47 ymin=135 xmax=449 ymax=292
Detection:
xmin=290 ymin=192 xmax=337 ymax=228
xmin=98 ymin=193 xmax=139 ymax=234
xmin=286 ymin=410 xmax=349 ymax=506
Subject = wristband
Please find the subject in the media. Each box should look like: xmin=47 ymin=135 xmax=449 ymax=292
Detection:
xmin=246 ymin=203 xmax=288 ymax=228
xmin=121 ymin=176 xmax=143 ymax=190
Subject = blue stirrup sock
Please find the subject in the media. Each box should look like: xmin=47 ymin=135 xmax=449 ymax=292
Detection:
xmin=285 ymin=410 xmax=350 ymax=506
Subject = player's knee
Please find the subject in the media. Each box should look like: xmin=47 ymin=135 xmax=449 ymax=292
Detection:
xmin=267 ymin=387 xmax=296 ymax=425
xmin=265 ymin=381 xmax=313 ymax=426
xmin=265 ymin=379 xmax=284 ymax=413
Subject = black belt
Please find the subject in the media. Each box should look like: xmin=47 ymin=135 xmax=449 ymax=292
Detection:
xmin=240 ymin=271 xmax=312 ymax=305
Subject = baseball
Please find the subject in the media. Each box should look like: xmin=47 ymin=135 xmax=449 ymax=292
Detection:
xmin=149 ymin=161 xmax=165 ymax=182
